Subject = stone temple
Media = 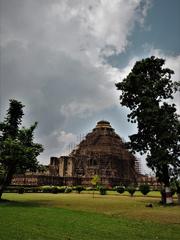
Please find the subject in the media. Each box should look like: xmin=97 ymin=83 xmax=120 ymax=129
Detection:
xmin=49 ymin=120 xmax=140 ymax=186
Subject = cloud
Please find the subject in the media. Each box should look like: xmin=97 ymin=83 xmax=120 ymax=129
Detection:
xmin=0 ymin=0 xmax=152 ymax=163
xmin=149 ymin=49 xmax=180 ymax=114
xmin=52 ymin=130 xmax=77 ymax=155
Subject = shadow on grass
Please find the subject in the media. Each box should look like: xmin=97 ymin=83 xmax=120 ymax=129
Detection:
xmin=0 ymin=198 xmax=42 ymax=208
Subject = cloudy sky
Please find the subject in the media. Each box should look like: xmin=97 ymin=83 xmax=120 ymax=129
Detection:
xmin=0 ymin=0 xmax=180 ymax=174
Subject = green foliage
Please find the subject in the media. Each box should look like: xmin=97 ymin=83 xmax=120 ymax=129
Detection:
xmin=175 ymin=181 xmax=180 ymax=194
xmin=114 ymin=186 xmax=125 ymax=194
xmin=0 ymin=165 xmax=5 ymax=184
xmin=127 ymin=186 xmax=136 ymax=196
xmin=91 ymin=175 xmax=100 ymax=186
xmin=41 ymin=186 xmax=52 ymax=193
xmin=58 ymin=186 xmax=66 ymax=193
xmin=116 ymin=56 xmax=180 ymax=187
xmin=3 ymin=185 xmax=73 ymax=193
xmin=98 ymin=186 xmax=107 ymax=195
xmin=64 ymin=187 xmax=72 ymax=193
xmin=86 ymin=186 xmax=95 ymax=191
xmin=0 ymin=99 xmax=43 ymax=199
xmin=91 ymin=175 xmax=101 ymax=198
xmin=51 ymin=187 xmax=59 ymax=194
xmin=40 ymin=186 xmax=65 ymax=193
xmin=139 ymin=184 xmax=150 ymax=196
xmin=74 ymin=185 xmax=84 ymax=193
xmin=170 ymin=180 xmax=180 ymax=195
xmin=18 ymin=187 xmax=25 ymax=194
xmin=32 ymin=187 xmax=39 ymax=193
xmin=169 ymin=181 xmax=176 ymax=196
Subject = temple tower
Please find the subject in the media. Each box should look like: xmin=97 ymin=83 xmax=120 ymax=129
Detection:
xmin=50 ymin=120 xmax=140 ymax=186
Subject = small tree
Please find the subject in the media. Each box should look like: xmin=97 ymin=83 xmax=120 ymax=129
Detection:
xmin=114 ymin=185 xmax=125 ymax=194
xmin=74 ymin=185 xmax=84 ymax=194
xmin=91 ymin=175 xmax=100 ymax=198
xmin=139 ymin=184 xmax=150 ymax=196
xmin=0 ymin=99 xmax=43 ymax=200
xmin=98 ymin=186 xmax=107 ymax=195
xmin=127 ymin=185 xmax=136 ymax=197
xmin=116 ymin=56 xmax=180 ymax=203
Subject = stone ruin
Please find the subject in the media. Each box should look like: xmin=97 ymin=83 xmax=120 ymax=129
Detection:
xmin=49 ymin=120 xmax=140 ymax=186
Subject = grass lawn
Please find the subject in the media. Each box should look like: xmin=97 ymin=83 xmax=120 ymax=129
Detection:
xmin=0 ymin=192 xmax=180 ymax=240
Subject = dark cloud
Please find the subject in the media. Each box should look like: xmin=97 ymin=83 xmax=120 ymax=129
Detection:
xmin=1 ymin=0 xmax=178 ymax=175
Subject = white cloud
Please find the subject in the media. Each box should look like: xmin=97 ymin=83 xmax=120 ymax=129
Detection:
xmin=149 ymin=49 xmax=180 ymax=114
xmin=0 ymin=0 xmax=152 ymax=163
xmin=52 ymin=130 xmax=77 ymax=156
xmin=54 ymin=130 xmax=76 ymax=145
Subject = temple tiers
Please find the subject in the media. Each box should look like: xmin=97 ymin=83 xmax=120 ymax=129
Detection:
xmin=49 ymin=120 xmax=140 ymax=186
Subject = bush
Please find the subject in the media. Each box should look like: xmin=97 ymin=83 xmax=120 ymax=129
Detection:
xmin=58 ymin=186 xmax=66 ymax=193
xmin=86 ymin=186 xmax=95 ymax=191
xmin=41 ymin=186 xmax=52 ymax=193
xmin=127 ymin=186 xmax=136 ymax=196
xmin=114 ymin=186 xmax=125 ymax=194
xmin=139 ymin=184 xmax=150 ymax=196
xmin=170 ymin=187 xmax=176 ymax=196
xmin=18 ymin=187 xmax=25 ymax=194
xmin=74 ymin=185 xmax=84 ymax=193
xmin=65 ymin=187 xmax=72 ymax=193
xmin=32 ymin=187 xmax=41 ymax=193
xmin=176 ymin=185 xmax=180 ymax=194
xmin=98 ymin=186 xmax=107 ymax=195
xmin=51 ymin=187 xmax=59 ymax=194
xmin=169 ymin=181 xmax=177 ymax=196
xmin=4 ymin=186 xmax=18 ymax=193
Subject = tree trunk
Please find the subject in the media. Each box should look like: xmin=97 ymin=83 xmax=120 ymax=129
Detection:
xmin=0 ymin=187 xmax=3 ymax=200
xmin=161 ymin=190 xmax=166 ymax=204
xmin=162 ymin=165 xmax=173 ymax=204
xmin=165 ymin=186 xmax=173 ymax=204
xmin=0 ymin=166 xmax=15 ymax=200
xmin=177 ymin=194 xmax=180 ymax=205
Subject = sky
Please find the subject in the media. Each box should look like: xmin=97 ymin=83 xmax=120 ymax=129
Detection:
xmin=0 ymin=0 xmax=180 ymax=174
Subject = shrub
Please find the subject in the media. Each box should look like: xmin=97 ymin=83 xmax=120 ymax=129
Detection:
xmin=58 ymin=186 xmax=66 ymax=193
xmin=41 ymin=186 xmax=52 ymax=193
xmin=32 ymin=187 xmax=40 ymax=193
xmin=18 ymin=187 xmax=25 ymax=194
xmin=170 ymin=186 xmax=176 ymax=196
xmin=74 ymin=185 xmax=84 ymax=193
xmin=86 ymin=186 xmax=95 ymax=191
xmin=51 ymin=187 xmax=59 ymax=194
xmin=98 ymin=186 xmax=107 ymax=195
xmin=176 ymin=185 xmax=180 ymax=194
xmin=139 ymin=184 xmax=150 ymax=196
xmin=114 ymin=186 xmax=125 ymax=194
xmin=127 ymin=186 xmax=136 ymax=196
xmin=4 ymin=186 xmax=18 ymax=193
xmin=65 ymin=187 xmax=72 ymax=193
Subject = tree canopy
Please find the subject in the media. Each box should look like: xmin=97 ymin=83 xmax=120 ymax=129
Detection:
xmin=116 ymin=56 xmax=180 ymax=187
xmin=0 ymin=99 xmax=43 ymax=199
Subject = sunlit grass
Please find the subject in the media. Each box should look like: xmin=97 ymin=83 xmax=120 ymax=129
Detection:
xmin=2 ymin=192 xmax=180 ymax=224
xmin=0 ymin=204 xmax=179 ymax=240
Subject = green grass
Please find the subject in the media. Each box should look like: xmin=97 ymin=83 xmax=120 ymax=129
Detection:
xmin=0 ymin=193 xmax=180 ymax=240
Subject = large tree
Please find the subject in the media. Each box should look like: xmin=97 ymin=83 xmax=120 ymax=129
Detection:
xmin=0 ymin=99 xmax=43 ymax=200
xmin=116 ymin=56 xmax=180 ymax=190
